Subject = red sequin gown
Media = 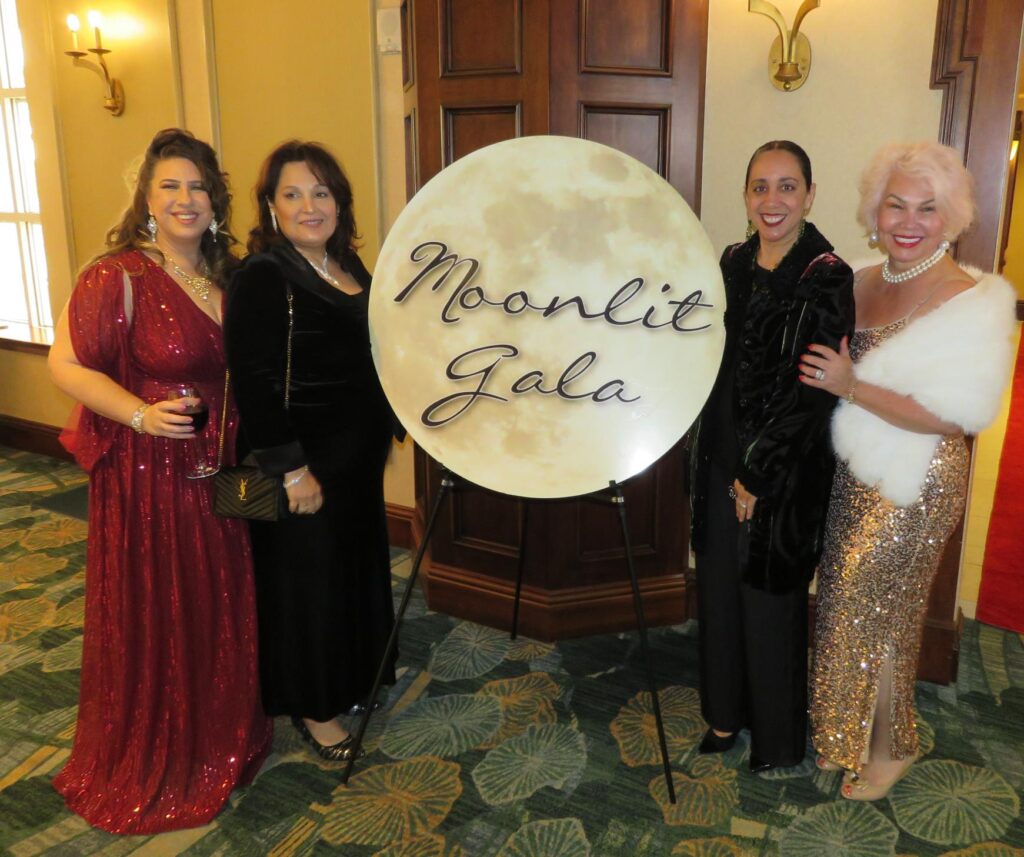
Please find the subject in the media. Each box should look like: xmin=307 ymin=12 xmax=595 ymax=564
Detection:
xmin=53 ymin=251 xmax=272 ymax=834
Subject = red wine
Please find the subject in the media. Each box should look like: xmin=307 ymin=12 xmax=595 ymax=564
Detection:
xmin=182 ymin=405 xmax=209 ymax=432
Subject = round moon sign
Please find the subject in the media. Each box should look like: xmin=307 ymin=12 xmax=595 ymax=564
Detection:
xmin=370 ymin=136 xmax=725 ymax=499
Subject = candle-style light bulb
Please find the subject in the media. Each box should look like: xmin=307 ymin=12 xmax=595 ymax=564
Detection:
xmin=66 ymin=14 xmax=81 ymax=52
xmin=87 ymin=10 xmax=103 ymax=50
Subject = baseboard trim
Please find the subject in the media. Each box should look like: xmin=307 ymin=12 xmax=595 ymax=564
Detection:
xmin=385 ymin=502 xmax=415 ymax=549
xmin=0 ymin=415 xmax=72 ymax=462
xmin=422 ymin=559 xmax=687 ymax=641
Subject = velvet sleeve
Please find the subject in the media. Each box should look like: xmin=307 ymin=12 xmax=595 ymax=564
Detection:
xmin=223 ymin=257 xmax=306 ymax=475
xmin=736 ymin=258 xmax=855 ymax=497
xmin=60 ymin=258 xmax=133 ymax=472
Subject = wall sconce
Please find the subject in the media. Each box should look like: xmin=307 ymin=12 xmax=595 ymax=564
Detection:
xmin=65 ymin=11 xmax=125 ymax=116
xmin=748 ymin=0 xmax=820 ymax=92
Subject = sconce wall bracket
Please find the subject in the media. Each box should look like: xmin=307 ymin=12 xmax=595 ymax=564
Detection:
xmin=749 ymin=0 xmax=820 ymax=92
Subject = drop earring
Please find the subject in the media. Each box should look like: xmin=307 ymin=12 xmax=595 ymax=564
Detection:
xmin=270 ymin=208 xmax=279 ymax=232
xmin=147 ymin=215 xmax=158 ymax=243
xmin=869 ymin=229 xmax=879 ymax=245
xmin=209 ymin=220 xmax=219 ymax=242
xmin=745 ymin=220 xmax=756 ymax=240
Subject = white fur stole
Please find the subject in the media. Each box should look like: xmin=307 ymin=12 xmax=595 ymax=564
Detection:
xmin=831 ymin=270 xmax=1017 ymax=507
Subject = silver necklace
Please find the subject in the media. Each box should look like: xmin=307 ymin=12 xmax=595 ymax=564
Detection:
xmin=881 ymin=239 xmax=950 ymax=284
xmin=306 ymin=251 xmax=340 ymax=288
xmin=165 ymin=254 xmax=212 ymax=301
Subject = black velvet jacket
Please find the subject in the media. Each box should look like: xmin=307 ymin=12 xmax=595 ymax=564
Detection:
xmin=224 ymin=243 xmax=402 ymax=479
xmin=690 ymin=222 xmax=854 ymax=592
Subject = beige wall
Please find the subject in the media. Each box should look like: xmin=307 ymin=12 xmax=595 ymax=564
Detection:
xmin=0 ymin=0 xmax=183 ymax=427
xmin=701 ymin=0 xmax=943 ymax=261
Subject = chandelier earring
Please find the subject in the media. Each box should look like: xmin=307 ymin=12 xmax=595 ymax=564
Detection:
xmin=745 ymin=220 xmax=756 ymax=240
xmin=209 ymin=220 xmax=219 ymax=242
xmin=147 ymin=214 xmax=158 ymax=243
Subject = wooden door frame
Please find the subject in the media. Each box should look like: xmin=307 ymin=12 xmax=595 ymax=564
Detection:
xmin=919 ymin=0 xmax=1024 ymax=684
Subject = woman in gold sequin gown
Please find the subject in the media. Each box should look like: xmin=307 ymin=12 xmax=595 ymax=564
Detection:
xmin=799 ymin=142 xmax=1016 ymax=801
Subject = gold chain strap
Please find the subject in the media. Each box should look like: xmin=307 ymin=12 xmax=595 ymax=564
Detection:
xmin=214 ymin=285 xmax=295 ymax=469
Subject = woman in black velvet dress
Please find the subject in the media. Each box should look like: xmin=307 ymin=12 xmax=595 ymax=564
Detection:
xmin=224 ymin=141 xmax=398 ymax=760
xmin=689 ymin=141 xmax=854 ymax=772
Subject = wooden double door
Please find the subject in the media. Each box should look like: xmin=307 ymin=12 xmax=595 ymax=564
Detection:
xmin=399 ymin=0 xmax=709 ymax=639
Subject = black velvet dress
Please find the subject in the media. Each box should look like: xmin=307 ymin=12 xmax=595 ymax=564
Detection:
xmin=224 ymin=243 xmax=398 ymax=721
xmin=689 ymin=223 xmax=854 ymax=766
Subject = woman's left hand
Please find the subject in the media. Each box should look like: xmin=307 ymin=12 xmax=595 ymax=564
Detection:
xmin=732 ymin=479 xmax=757 ymax=522
xmin=799 ymin=336 xmax=854 ymax=398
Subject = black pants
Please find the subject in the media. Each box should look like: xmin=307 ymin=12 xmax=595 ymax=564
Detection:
xmin=695 ymin=460 xmax=809 ymax=766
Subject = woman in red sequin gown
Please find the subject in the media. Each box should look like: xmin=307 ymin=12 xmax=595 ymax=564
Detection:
xmin=48 ymin=130 xmax=271 ymax=834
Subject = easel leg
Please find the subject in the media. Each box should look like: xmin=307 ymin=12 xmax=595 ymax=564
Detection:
xmin=611 ymin=481 xmax=676 ymax=804
xmin=341 ymin=469 xmax=455 ymax=785
xmin=510 ymin=501 xmax=530 ymax=640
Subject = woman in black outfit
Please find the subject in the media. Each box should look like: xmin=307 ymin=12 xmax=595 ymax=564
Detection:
xmin=689 ymin=141 xmax=854 ymax=772
xmin=225 ymin=141 xmax=399 ymax=760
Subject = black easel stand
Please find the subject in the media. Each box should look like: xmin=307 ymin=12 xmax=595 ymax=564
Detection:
xmin=344 ymin=473 xmax=676 ymax=804
xmin=507 ymin=481 xmax=676 ymax=803
xmin=341 ymin=468 xmax=455 ymax=785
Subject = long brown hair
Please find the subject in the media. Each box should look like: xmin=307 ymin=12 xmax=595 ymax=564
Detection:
xmin=98 ymin=128 xmax=239 ymax=282
xmin=247 ymin=140 xmax=360 ymax=262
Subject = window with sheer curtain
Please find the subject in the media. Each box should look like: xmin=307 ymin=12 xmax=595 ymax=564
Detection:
xmin=0 ymin=0 xmax=51 ymax=341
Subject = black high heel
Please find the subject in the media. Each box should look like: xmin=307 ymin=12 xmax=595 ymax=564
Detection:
xmin=291 ymin=716 xmax=363 ymax=762
xmin=698 ymin=727 xmax=737 ymax=754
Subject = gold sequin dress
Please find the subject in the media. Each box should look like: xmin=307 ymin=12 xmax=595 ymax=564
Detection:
xmin=810 ymin=320 xmax=969 ymax=772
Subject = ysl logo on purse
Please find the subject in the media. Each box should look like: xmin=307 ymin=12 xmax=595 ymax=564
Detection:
xmin=238 ymin=478 xmax=248 ymax=502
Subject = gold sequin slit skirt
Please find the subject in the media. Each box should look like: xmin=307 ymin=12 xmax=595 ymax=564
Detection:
xmin=810 ymin=436 xmax=968 ymax=772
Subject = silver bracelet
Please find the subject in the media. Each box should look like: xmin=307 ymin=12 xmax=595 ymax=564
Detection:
xmin=130 ymin=404 xmax=148 ymax=434
xmin=283 ymin=466 xmax=309 ymax=488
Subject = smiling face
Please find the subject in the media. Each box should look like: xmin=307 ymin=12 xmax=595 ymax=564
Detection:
xmin=875 ymin=170 xmax=948 ymax=270
xmin=744 ymin=149 xmax=816 ymax=253
xmin=270 ymin=160 xmax=338 ymax=256
xmin=145 ymin=157 xmax=213 ymax=251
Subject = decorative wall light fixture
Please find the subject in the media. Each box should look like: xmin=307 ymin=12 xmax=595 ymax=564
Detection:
xmin=748 ymin=0 xmax=820 ymax=92
xmin=65 ymin=11 xmax=124 ymax=115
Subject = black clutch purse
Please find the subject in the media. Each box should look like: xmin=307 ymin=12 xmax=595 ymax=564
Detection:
xmin=213 ymin=286 xmax=294 ymax=522
xmin=213 ymin=457 xmax=288 ymax=521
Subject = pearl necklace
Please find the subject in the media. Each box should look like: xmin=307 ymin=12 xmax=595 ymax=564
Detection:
xmin=881 ymin=240 xmax=950 ymax=284
xmin=165 ymin=254 xmax=212 ymax=301
xmin=306 ymin=251 xmax=341 ymax=288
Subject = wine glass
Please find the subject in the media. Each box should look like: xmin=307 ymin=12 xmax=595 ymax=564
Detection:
xmin=168 ymin=384 xmax=219 ymax=479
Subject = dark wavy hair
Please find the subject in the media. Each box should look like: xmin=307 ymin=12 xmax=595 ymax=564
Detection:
xmin=100 ymin=128 xmax=239 ymax=282
xmin=744 ymin=139 xmax=813 ymax=189
xmin=247 ymin=140 xmax=360 ymax=261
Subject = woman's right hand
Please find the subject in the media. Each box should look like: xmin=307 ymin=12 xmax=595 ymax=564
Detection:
xmin=139 ymin=400 xmax=200 ymax=438
xmin=284 ymin=467 xmax=323 ymax=515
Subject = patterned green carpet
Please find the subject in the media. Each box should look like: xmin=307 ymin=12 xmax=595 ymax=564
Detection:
xmin=1 ymin=445 xmax=1023 ymax=856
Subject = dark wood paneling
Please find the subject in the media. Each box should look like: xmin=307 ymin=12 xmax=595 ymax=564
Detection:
xmin=550 ymin=0 xmax=707 ymax=209
xmin=926 ymin=0 xmax=1024 ymax=683
xmin=441 ymin=0 xmax=522 ymax=76
xmin=413 ymin=0 xmax=549 ymax=183
xmin=0 ymin=415 xmax=73 ymax=462
xmin=442 ymin=104 xmax=521 ymax=165
xmin=401 ymin=0 xmax=414 ymax=89
xmin=404 ymin=110 xmax=419 ymax=200
xmin=580 ymin=0 xmax=671 ymax=74
xmin=580 ymin=105 xmax=668 ymax=175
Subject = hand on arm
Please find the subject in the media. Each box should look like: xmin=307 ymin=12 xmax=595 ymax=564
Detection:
xmin=732 ymin=479 xmax=757 ymax=522
xmin=800 ymin=338 xmax=961 ymax=435
xmin=48 ymin=306 xmax=196 ymax=439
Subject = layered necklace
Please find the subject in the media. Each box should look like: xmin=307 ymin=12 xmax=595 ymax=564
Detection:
xmin=305 ymin=250 xmax=341 ymax=289
xmin=881 ymin=239 xmax=950 ymax=284
xmin=165 ymin=254 xmax=213 ymax=302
